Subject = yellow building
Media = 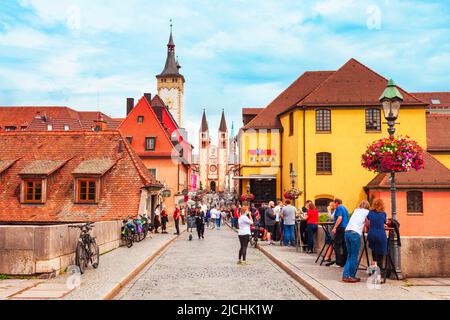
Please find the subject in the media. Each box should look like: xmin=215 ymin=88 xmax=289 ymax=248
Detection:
xmin=240 ymin=58 xmax=430 ymax=211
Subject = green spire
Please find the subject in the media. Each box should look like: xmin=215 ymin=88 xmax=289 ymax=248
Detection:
xmin=230 ymin=121 xmax=235 ymax=138
xmin=380 ymin=79 xmax=404 ymax=101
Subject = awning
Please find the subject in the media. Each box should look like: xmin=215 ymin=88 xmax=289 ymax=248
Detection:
xmin=233 ymin=175 xmax=276 ymax=180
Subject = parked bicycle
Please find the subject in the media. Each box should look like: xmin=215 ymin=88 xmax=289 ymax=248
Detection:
xmin=121 ymin=218 xmax=135 ymax=248
xmin=68 ymin=223 xmax=99 ymax=274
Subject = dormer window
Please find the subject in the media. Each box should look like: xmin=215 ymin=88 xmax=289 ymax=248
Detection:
xmin=23 ymin=179 xmax=44 ymax=204
xmin=47 ymin=124 xmax=53 ymax=131
xmin=431 ymin=99 xmax=441 ymax=105
xmin=76 ymin=179 xmax=98 ymax=204
xmin=64 ymin=125 xmax=70 ymax=131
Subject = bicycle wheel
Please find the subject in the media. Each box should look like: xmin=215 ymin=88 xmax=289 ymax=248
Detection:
xmin=75 ymin=242 xmax=86 ymax=274
xmin=90 ymin=239 xmax=100 ymax=269
xmin=125 ymin=228 xmax=133 ymax=248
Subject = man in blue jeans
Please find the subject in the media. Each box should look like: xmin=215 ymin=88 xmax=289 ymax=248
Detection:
xmin=342 ymin=200 xmax=370 ymax=283
xmin=281 ymin=200 xmax=297 ymax=247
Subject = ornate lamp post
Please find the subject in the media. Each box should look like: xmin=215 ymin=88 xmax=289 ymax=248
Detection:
xmin=379 ymin=79 xmax=403 ymax=279
xmin=290 ymin=170 xmax=297 ymax=207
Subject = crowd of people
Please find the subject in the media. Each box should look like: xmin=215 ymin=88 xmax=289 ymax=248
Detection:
xmin=148 ymin=195 xmax=392 ymax=284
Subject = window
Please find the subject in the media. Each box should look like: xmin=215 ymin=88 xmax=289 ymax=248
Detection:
xmin=23 ymin=179 xmax=43 ymax=203
xmin=47 ymin=124 xmax=53 ymax=131
xmin=145 ymin=137 xmax=156 ymax=151
xmin=5 ymin=126 xmax=17 ymax=131
xmin=77 ymin=179 xmax=97 ymax=203
xmin=64 ymin=125 xmax=70 ymax=131
xmin=407 ymin=191 xmax=423 ymax=213
xmin=366 ymin=109 xmax=381 ymax=131
xmin=126 ymin=136 xmax=133 ymax=144
xmin=289 ymin=112 xmax=294 ymax=136
xmin=315 ymin=198 xmax=333 ymax=213
xmin=316 ymin=152 xmax=332 ymax=174
xmin=137 ymin=116 xmax=144 ymax=124
xmin=149 ymin=168 xmax=157 ymax=178
xmin=316 ymin=109 xmax=331 ymax=132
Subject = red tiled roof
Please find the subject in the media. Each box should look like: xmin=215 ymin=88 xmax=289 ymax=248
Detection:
xmin=366 ymin=153 xmax=450 ymax=189
xmin=412 ymin=92 xmax=450 ymax=110
xmin=0 ymin=131 xmax=162 ymax=223
xmin=427 ymin=115 xmax=450 ymax=152
xmin=244 ymin=71 xmax=334 ymax=129
xmin=242 ymin=108 xmax=264 ymax=116
xmin=0 ymin=107 xmax=121 ymax=131
xmin=300 ymin=59 xmax=427 ymax=107
xmin=19 ymin=159 xmax=69 ymax=176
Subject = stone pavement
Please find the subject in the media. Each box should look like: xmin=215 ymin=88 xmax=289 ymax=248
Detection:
xmin=1 ymin=230 xmax=177 ymax=300
xmin=258 ymin=242 xmax=450 ymax=300
xmin=115 ymin=226 xmax=317 ymax=300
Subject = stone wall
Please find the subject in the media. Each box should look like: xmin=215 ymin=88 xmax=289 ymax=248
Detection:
xmin=313 ymin=228 xmax=449 ymax=278
xmin=0 ymin=221 xmax=122 ymax=275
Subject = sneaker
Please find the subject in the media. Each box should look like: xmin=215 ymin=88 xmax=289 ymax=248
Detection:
xmin=353 ymin=277 xmax=361 ymax=282
xmin=237 ymin=260 xmax=243 ymax=265
xmin=342 ymin=277 xmax=357 ymax=283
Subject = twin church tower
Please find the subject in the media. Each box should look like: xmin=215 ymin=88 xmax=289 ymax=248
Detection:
xmin=156 ymin=25 xmax=236 ymax=193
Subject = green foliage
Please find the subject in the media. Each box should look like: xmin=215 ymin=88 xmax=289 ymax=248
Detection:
xmin=0 ymin=274 xmax=11 ymax=280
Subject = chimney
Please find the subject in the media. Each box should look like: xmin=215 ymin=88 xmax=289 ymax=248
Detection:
xmin=144 ymin=93 xmax=152 ymax=105
xmin=127 ymin=98 xmax=134 ymax=116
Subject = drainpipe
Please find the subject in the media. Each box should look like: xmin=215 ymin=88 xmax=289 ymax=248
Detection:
xmin=303 ymin=108 xmax=307 ymax=204
xmin=280 ymin=126 xmax=283 ymax=202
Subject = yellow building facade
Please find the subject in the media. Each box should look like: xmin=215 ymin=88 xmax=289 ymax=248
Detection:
xmin=279 ymin=107 xmax=427 ymax=211
xmin=237 ymin=129 xmax=282 ymax=202
xmin=239 ymin=58 xmax=430 ymax=211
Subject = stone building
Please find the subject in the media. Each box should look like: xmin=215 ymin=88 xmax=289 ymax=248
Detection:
xmin=197 ymin=110 xmax=237 ymax=193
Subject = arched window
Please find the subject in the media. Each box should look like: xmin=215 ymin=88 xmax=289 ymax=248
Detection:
xmin=365 ymin=108 xmax=381 ymax=131
xmin=407 ymin=191 xmax=423 ymax=213
xmin=316 ymin=109 xmax=331 ymax=132
xmin=315 ymin=198 xmax=333 ymax=213
xmin=316 ymin=152 xmax=332 ymax=174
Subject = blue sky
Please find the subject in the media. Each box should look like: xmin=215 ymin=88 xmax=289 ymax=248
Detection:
xmin=0 ymin=0 xmax=449 ymax=149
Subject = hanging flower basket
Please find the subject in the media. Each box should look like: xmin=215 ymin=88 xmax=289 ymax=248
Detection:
xmin=240 ymin=194 xmax=255 ymax=202
xmin=161 ymin=189 xmax=172 ymax=198
xmin=362 ymin=136 xmax=425 ymax=173
xmin=284 ymin=188 xmax=303 ymax=200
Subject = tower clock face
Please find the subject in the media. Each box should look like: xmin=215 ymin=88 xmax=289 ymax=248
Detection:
xmin=210 ymin=165 xmax=217 ymax=173
xmin=166 ymin=97 xmax=174 ymax=107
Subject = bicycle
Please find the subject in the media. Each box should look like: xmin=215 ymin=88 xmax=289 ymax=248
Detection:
xmin=121 ymin=218 xmax=135 ymax=248
xmin=68 ymin=223 xmax=99 ymax=274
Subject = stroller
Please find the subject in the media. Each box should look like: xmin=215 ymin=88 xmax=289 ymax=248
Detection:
xmin=187 ymin=214 xmax=197 ymax=241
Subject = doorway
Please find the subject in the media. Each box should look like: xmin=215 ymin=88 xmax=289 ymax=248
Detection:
xmin=210 ymin=181 xmax=217 ymax=193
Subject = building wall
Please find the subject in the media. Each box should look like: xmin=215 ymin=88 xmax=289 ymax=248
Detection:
xmin=142 ymin=158 xmax=179 ymax=213
xmin=432 ymin=153 xmax=450 ymax=169
xmin=157 ymin=78 xmax=184 ymax=127
xmin=239 ymin=128 xmax=282 ymax=199
xmin=369 ymin=189 xmax=450 ymax=237
xmin=280 ymin=107 xmax=428 ymax=210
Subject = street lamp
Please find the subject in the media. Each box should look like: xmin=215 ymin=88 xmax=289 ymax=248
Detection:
xmin=290 ymin=170 xmax=297 ymax=207
xmin=379 ymin=79 xmax=403 ymax=279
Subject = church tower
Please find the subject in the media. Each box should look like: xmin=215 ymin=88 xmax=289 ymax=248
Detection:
xmin=198 ymin=110 xmax=210 ymax=191
xmin=218 ymin=110 xmax=228 ymax=192
xmin=156 ymin=24 xmax=185 ymax=127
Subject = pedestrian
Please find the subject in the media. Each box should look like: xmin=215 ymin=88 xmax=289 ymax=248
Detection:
xmin=161 ymin=205 xmax=169 ymax=234
xmin=210 ymin=206 xmax=217 ymax=229
xmin=300 ymin=200 xmax=312 ymax=246
xmin=281 ymin=200 xmax=297 ymax=247
xmin=365 ymin=199 xmax=388 ymax=272
xmin=273 ymin=201 xmax=283 ymax=242
xmin=173 ymin=205 xmax=181 ymax=236
xmin=332 ymin=198 xmax=349 ymax=267
xmin=154 ymin=204 xmax=161 ymax=234
xmin=264 ymin=201 xmax=276 ymax=245
xmin=216 ymin=207 xmax=223 ymax=230
xmin=324 ymin=201 xmax=337 ymax=264
xmin=206 ymin=207 xmax=211 ymax=229
xmin=233 ymin=205 xmax=240 ymax=229
xmin=237 ymin=206 xmax=253 ymax=265
xmin=181 ymin=206 xmax=186 ymax=225
xmin=342 ymin=200 xmax=370 ymax=283
xmin=304 ymin=202 xmax=319 ymax=253
xmin=195 ymin=207 xmax=205 ymax=240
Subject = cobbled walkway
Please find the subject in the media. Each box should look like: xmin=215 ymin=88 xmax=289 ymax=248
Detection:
xmin=115 ymin=226 xmax=316 ymax=300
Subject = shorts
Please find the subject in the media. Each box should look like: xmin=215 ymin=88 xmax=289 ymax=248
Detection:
xmin=267 ymin=225 xmax=275 ymax=234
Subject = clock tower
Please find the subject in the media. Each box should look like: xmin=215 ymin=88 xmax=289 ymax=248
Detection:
xmin=156 ymin=24 xmax=185 ymax=126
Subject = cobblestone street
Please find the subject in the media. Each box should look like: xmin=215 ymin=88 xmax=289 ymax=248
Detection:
xmin=115 ymin=225 xmax=316 ymax=300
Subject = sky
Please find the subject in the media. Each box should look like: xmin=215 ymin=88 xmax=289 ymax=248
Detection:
xmin=0 ymin=0 xmax=449 ymax=150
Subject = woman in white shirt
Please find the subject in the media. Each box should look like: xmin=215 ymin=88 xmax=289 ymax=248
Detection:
xmin=238 ymin=206 xmax=253 ymax=265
